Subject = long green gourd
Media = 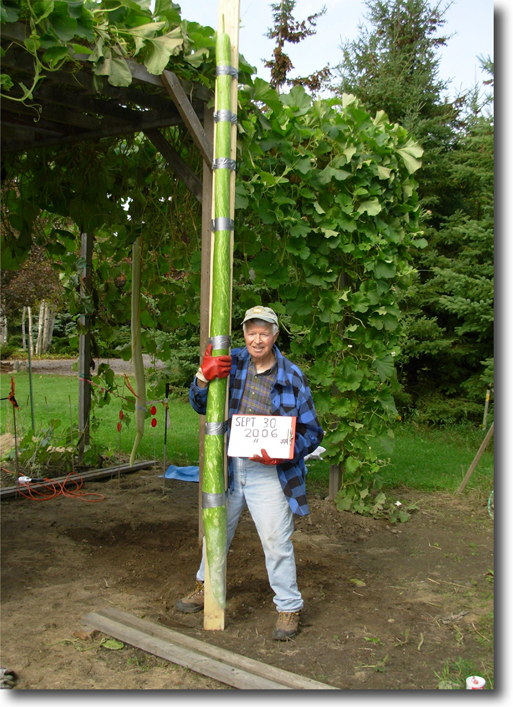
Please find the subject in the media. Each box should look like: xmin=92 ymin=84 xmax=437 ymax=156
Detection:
xmin=202 ymin=27 xmax=236 ymax=610
xmin=129 ymin=236 xmax=146 ymax=467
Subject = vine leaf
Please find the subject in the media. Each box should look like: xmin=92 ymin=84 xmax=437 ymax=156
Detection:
xmin=49 ymin=2 xmax=78 ymax=42
xmin=397 ymin=140 xmax=424 ymax=174
xmin=143 ymin=29 xmax=183 ymax=75
xmin=0 ymin=0 xmax=20 ymax=23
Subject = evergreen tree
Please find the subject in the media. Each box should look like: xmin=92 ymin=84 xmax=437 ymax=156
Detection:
xmin=398 ymin=72 xmax=494 ymax=421
xmin=334 ymin=0 xmax=494 ymax=423
xmin=335 ymin=0 xmax=463 ymax=215
xmin=264 ymin=0 xmax=331 ymax=94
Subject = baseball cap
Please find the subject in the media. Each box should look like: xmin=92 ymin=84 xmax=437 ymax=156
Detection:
xmin=242 ymin=306 xmax=279 ymax=327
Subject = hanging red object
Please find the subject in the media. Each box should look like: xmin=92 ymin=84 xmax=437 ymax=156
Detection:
xmin=117 ymin=422 xmax=122 ymax=432
xmin=119 ymin=410 xmax=124 ymax=420
xmin=150 ymin=405 xmax=157 ymax=416
xmin=151 ymin=418 xmax=157 ymax=428
xmin=8 ymin=377 xmax=19 ymax=409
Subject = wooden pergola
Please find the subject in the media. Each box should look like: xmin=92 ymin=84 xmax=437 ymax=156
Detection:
xmin=1 ymin=20 xmax=216 ymax=535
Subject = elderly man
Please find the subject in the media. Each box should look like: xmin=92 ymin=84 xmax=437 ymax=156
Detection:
xmin=175 ymin=306 xmax=324 ymax=640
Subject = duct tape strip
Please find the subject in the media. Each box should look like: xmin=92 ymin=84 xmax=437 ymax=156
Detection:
xmin=202 ymin=491 xmax=226 ymax=509
xmin=214 ymin=110 xmax=237 ymax=124
xmin=216 ymin=65 xmax=239 ymax=78
xmin=209 ymin=335 xmax=231 ymax=350
xmin=211 ymin=217 xmax=234 ymax=232
xmin=212 ymin=158 xmax=236 ymax=171
xmin=205 ymin=420 xmax=229 ymax=436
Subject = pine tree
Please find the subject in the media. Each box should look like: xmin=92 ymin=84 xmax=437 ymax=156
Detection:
xmin=399 ymin=75 xmax=494 ymax=417
xmin=264 ymin=0 xmax=331 ymax=94
xmin=334 ymin=0 xmax=494 ymax=423
xmin=335 ymin=0 xmax=463 ymax=215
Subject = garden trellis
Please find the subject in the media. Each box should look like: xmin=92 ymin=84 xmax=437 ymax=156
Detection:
xmin=1 ymin=1 xmax=218 ymax=551
xmin=2 ymin=0 xmax=427 ymax=582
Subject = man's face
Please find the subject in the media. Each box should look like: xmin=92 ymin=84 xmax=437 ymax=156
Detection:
xmin=243 ymin=321 xmax=278 ymax=364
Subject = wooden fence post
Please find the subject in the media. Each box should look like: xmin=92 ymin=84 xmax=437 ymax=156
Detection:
xmin=78 ymin=231 xmax=93 ymax=461
xmin=456 ymin=422 xmax=494 ymax=494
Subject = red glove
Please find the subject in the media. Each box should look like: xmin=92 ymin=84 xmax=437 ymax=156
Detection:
xmin=200 ymin=343 xmax=232 ymax=381
xmin=250 ymin=449 xmax=285 ymax=466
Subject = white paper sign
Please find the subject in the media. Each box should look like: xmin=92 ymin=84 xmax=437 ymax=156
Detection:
xmin=227 ymin=415 xmax=296 ymax=460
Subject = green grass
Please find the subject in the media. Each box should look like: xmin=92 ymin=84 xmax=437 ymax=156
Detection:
xmin=1 ymin=372 xmax=200 ymax=470
xmin=1 ymin=373 xmax=494 ymax=495
xmin=305 ymin=422 xmax=494 ymax=496
xmin=381 ymin=423 xmax=494 ymax=493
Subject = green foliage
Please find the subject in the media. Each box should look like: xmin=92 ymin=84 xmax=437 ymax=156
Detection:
xmin=1 ymin=0 xmax=217 ymax=103
xmin=334 ymin=0 xmax=494 ymax=425
xmin=1 ymin=4 xmax=425 ymax=518
xmin=1 ymin=419 xmax=79 ymax=476
xmin=233 ymin=85 xmax=424 ymax=515
xmin=397 ymin=100 xmax=494 ymax=420
xmin=0 ymin=342 xmax=17 ymax=359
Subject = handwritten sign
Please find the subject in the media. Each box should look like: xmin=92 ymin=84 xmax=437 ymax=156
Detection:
xmin=228 ymin=415 xmax=296 ymax=460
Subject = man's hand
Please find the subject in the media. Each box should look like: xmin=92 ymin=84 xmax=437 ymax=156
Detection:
xmin=200 ymin=343 xmax=232 ymax=381
xmin=250 ymin=449 xmax=284 ymax=466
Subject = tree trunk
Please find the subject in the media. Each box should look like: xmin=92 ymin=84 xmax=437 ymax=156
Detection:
xmin=27 ymin=306 xmax=34 ymax=356
xmin=36 ymin=300 xmax=45 ymax=355
xmin=0 ymin=314 xmax=7 ymax=345
xmin=22 ymin=307 xmax=26 ymax=350
xmin=41 ymin=303 xmax=54 ymax=354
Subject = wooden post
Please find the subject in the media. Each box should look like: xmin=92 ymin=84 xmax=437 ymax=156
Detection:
xmin=26 ymin=306 xmax=35 ymax=432
xmin=329 ymin=463 xmax=342 ymax=500
xmin=456 ymin=422 xmax=494 ymax=494
xmin=199 ymin=106 xmax=214 ymax=545
xmin=202 ymin=0 xmax=240 ymax=632
xmin=78 ymin=231 xmax=93 ymax=461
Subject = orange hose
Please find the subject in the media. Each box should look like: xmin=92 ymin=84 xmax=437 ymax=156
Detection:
xmin=15 ymin=472 xmax=105 ymax=503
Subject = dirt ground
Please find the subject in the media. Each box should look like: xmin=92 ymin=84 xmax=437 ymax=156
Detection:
xmin=0 ymin=456 xmax=494 ymax=692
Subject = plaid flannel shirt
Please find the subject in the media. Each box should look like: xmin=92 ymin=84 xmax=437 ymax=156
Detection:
xmin=189 ymin=346 xmax=324 ymax=516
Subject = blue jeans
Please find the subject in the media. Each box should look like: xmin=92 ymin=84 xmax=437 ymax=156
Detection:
xmin=196 ymin=457 xmax=303 ymax=613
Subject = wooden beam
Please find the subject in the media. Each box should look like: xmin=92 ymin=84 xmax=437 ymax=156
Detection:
xmin=1 ymin=110 xmax=192 ymax=154
xmin=456 ymin=422 xmax=494 ymax=494
xmin=78 ymin=231 xmax=93 ymax=462
xmin=1 ymin=24 xmax=211 ymax=103
xmin=0 ymin=460 xmax=156 ymax=500
xmin=160 ymin=71 xmax=213 ymax=166
xmin=0 ymin=48 xmax=190 ymax=114
xmin=144 ymin=128 xmax=203 ymax=203
xmin=198 ymin=107 xmax=215 ymax=545
xmin=83 ymin=607 xmax=338 ymax=690
xmin=31 ymin=83 xmax=151 ymax=125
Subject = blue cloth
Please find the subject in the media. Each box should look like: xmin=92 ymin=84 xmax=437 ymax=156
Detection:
xmin=165 ymin=465 xmax=199 ymax=482
xmin=189 ymin=345 xmax=324 ymax=516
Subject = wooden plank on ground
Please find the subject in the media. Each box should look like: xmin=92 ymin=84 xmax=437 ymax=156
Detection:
xmin=0 ymin=460 xmax=156 ymax=499
xmin=83 ymin=607 xmax=338 ymax=690
xmin=82 ymin=609 xmax=289 ymax=690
